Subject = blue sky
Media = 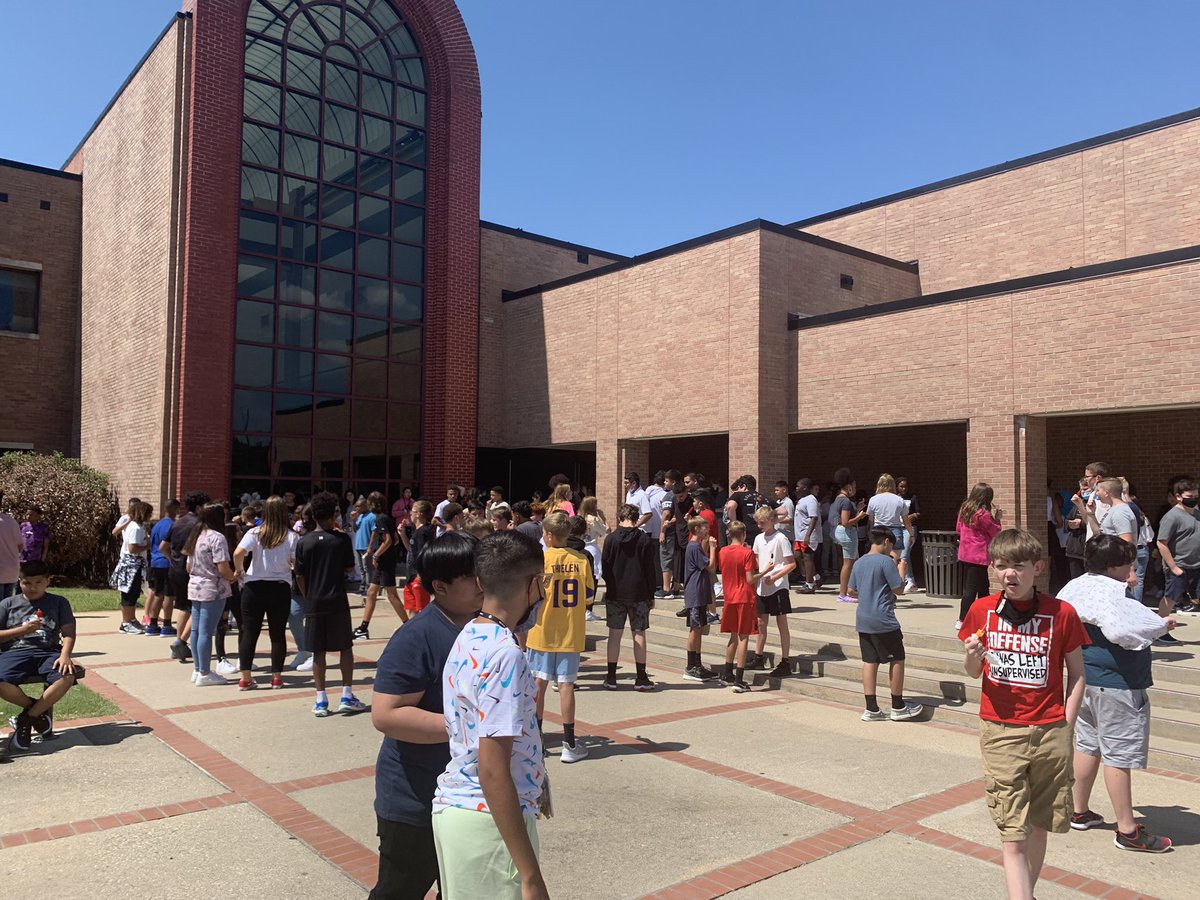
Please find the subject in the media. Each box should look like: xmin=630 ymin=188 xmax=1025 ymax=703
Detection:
xmin=2 ymin=1 xmax=1198 ymax=255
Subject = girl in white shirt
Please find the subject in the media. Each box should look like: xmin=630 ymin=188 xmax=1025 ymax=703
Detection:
xmin=233 ymin=496 xmax=298 ymax=690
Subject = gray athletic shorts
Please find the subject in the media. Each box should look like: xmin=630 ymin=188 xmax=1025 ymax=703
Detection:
xmin=1074 ymin=685 xmax=1150 ymax=769
xmin=659 ymin=539 xmax=675 ymax=574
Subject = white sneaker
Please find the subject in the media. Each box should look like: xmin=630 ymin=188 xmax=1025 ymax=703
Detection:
xmin=190 ymin=670 xmax=200 ymax=684
xmin=954 ymin=620 xmax=963 ymax=631
xmin=292 ymin=651 xmax=312 ymax=671
xmin=861 ymin=709 xmax=888 ymax=722
xmin=561 ymin=740 xmax=589 ymax=763
xmin=196 ymin=672 xmax=228 ymax=686
xmin=214 ymin=658 xmax=239 ymax=676
xmin=890 ymin=702 xmax=924 ymax=722
xmin=584 ymin=610 xmax=600 ymax=622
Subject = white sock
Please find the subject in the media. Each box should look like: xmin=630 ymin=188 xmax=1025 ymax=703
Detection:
xmin=316 ymin=690 xmax=328 ymax=704
xmin=342 ymin=686 xmax=353 ymax=700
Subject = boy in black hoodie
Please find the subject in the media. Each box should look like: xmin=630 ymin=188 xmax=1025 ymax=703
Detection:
xmin=601 ymin=504 xmax=658 ymax=691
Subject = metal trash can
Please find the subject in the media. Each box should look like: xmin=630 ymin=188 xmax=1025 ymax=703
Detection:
xmin=921 ymin=530 xmax=962 ymax=599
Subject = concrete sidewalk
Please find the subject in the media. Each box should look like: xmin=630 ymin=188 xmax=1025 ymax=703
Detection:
xmin=1 ymin=600 xmax=1196 ymax=899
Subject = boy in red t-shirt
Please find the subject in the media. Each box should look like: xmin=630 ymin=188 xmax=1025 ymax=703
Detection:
xmin=718 ymin=521 xmax=760 ymax=693
xmin=959 ymin=528 xmax=1087 ymax=900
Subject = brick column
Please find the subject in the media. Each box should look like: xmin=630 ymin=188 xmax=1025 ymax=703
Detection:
xmin=596 ymin=439 xmax=649 ymax=515
xmin=728 ymin=426 xmax=788 ymax=495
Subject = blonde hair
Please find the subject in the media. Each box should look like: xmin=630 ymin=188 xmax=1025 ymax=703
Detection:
xmin=688 ymin=516 xmax=709 ymax=535
xmin=542 ymin=510 xmax=571 ymax=541
xmin=546 ymin=483 xmax=573 ymax=513
xmin=727 ymin=521 xmax=747 ymax=541
xmin=753 ymin=506 xmax=775 ymax=523
xmin=257 ymin=495 xmax=289 ymax=550
xmin=578 ymin=496 xmax=603 ymax=520
xmin=988 ymin=528 xmax=1043 ymax=565
xmin=467 ymin=519 xmax=495 ymax=539
xmin=876 ymin=473 xmax=896 ymax=494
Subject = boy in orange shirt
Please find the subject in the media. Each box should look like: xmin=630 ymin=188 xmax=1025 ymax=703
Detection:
xmin=719 ymin=521 xmax=760 ymax=692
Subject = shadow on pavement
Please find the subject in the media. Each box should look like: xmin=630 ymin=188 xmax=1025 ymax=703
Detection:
xmin=1132 ymin=805 xmax=1200 ymax=847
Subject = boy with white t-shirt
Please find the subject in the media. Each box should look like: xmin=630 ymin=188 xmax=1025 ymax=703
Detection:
xmin=793 ymin=478 xmax=822 ymax=594
xmin=750 ymin=507 xmax=796 ymax=678
xmin=433 ymin=531 xmax=549 ymax=900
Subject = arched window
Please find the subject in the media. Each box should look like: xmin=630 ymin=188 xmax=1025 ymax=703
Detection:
xmin=233 ymin=0 xmax=425 ymax=501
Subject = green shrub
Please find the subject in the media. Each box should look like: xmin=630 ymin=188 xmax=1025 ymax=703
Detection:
xmin=0 ymin=451 xmax=120 ymax=585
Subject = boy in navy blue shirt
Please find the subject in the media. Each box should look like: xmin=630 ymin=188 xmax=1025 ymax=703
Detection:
xmin=145 ymin=499 xmax=178 ymax=635
xmin=682 ymin=517 xmax=718 ymax=682
xmin=369 ymin=531 xmax=480 ymax=898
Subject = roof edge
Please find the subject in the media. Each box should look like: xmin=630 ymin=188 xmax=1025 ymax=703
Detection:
xmin=502 ymin=218 xmax=916 ymax=303
xmin=480 ymin=221 xmax=629 ymax=261
xmin=0 ymin=157 xmax=83 ymax=182
xmin=61 ymin=12 xmax=189 ymax=169
xmin=787 ymin=105 xmax=1200 ymax=230
xmin=788 ymin=244 xmax=1200 ymax=331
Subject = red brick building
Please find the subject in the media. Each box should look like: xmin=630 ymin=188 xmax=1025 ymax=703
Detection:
xmin=1 ymin=0 xmax=1198 ymax=535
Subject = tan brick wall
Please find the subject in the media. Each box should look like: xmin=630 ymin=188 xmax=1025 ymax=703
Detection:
xmin=804 ymin=118 xmax=1200 ymax=292
xmin=76 ymin=20 xmax=185 ymax=508
xmin=0 ymin=165 xmax=82 ymax=454
xmin=477 ymin=226 xmax=623 ymax=447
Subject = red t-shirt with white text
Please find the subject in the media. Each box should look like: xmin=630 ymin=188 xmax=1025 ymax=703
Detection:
xmin=718 ymin=544 xmax=755 ymax=606
xmin=958 ymin=592 xmax=1088 ymax=725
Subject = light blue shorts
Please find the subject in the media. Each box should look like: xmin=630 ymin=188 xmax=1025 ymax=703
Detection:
xmin=525 ymin=649 xmax=581 ymax=683
xmin=834 ymin=525 xmax=860 ymax=560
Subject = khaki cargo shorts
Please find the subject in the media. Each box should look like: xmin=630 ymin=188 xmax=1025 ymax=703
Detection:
xmin=979 ymin=718 xmax=1074 ymax=841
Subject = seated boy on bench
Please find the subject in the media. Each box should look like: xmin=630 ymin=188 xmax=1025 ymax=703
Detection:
xmin=0 ymin=560 xmax=78 ymax=751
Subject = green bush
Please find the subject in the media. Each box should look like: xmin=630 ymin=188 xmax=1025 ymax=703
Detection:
xmin=0 ymin=451 xmax=120 ymax=585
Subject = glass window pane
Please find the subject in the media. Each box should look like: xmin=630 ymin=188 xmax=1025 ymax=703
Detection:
xmin=245 ymin=37 xmax=283 ymax=81
xmin=238 ymin=255 xmax=276 ymax=299
xmin=280 ymin=262 xmax=316 ymax=305
xmin=359 ymin=195 xmax=390 ymax=235
xmin=281 ymin=176 xmax=319 ymax=219
xmin=392 ymin=243 xmax=423 ymax=283
xmin=353 ymin=402 xmax=386 ymax=440
xmin=388 ymin=364 xmax=421 ymax=403
xmin=239 ymin=210 xmax=278 ymax=255
xmin=354 ymin=317 xmax=388 ymax=357
xmin=391 ymin=283 xmax=423 ymax=320
xmin=321 ymin=227 xmax=355 ymax=269
xmin=276 ymin=392 xmax=313 ymax=434
xmin=283 ymin=132 xmax=319 ymax=178
xmin=317 ymin=353 xmax=351 ymax=393
xmin=237 ymin=299 xmax=275 ymax=342
xmin=241 ymin=166 xmax=278 ymax=211
xmin=388 ymin=403 xmax=421 ymax=443
xmin=352 ymin=440 xmax=386 ymax=477
xmin=232 ymin=435 xmax=271 ymax=477
xmin=287 ymin=11 xmax=325 ymax=52
xmin=247 ymin=0 xmax=286 ymax=39
xmin=392 ymin=204 xmax=423 ymax=243
xmin=344 ymin=7 xmax=378 ymax=45
xmin=357 ymin=276 xmax=389 ymax=317
xmin=360 ymin=154 xmax=391 ymax=196
xmin=275 ymin=436 xmax=312 ymax=478
xmin=324 ymin=144 xmax=356 ymax=186
xmin=286 ymin=47 xmax=322 ymax=93
xmin=280 ymin=218 xmax=318 ymax=262
xmin=323 ymin=102 xmax=357 ymax=146
xmin=397 ymin=57 xmax=425 ymax=88
xmin=361 ymin=41 xmax=391 ymax=76
xmin=243 ymin=122 xmax=280 ymax=168
xmin=244 ymin=79 xmax=281 ymax=124
xmin=394 ymin=126 xmax=425 ymax=166
xmin=361 ymin=114 xmax=391 ymax=155
xmin=309 ymin=5 xmax=344 ymax=44
xmin=321 ymin=185 xmax=355 ymax=227
xmin=368 ymin=2 xmax=400 ymax=32
xmin=279 ymin=306 xmax=315 ymax=347
xmin=395 ymin=87 xmax=426 ymax=126
xmin=314 ymin=395 xmax=349 ymax=433
xmin=386 ymin=26 xmax=419 ymax=56
xmin=354 ymin=358 xmax=387 ymax=397
xmin=318 ymin=311 xmax=353 ymax=351
xmin=325 ymin=61 xmax=358 ymax=104
xmin=326 ymin=44 xmax=358 ymax=66
xmin=285 ymin=90 xmax=320 ymax=135
xmin=233 ymin=389 xmax=273 ymax=433
xmin=359 ymin=236 xmax=389 ymax=277
xmin=319 ymin=269 xmax=353 ymax=310
xmin=313 ymin=439 xmax=348 ymax=481
xmin=362 ymin=74 xmax=392 ymax=116
xmin=389 ymin=323 xmax=421 ymax=365
xmin=235 ymin=344 xmax=274 ymax=387
xmin=394 ymin=163 xmax=424 ymax=203
xmin=276 ymin=349 xmax=314 ymax=391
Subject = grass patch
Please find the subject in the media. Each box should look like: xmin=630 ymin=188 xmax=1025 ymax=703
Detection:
xmin=1 ymin=682 xmax=120 ymax=723
xmin=53 ymin=587 xmax=125 ymax=614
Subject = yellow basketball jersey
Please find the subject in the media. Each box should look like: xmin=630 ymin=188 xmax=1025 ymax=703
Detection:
xmin=526 ymin=546 xmax=595 ymax=653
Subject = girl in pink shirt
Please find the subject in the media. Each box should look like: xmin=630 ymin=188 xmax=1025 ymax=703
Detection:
xmin=956 ymin=482 xmax=1003 ymax=627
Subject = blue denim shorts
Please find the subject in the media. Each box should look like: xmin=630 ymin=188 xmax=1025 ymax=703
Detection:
xmin=525 ymin=649 xmax=581 ymax=684
xmin=834 ymin=525 xmax=860 ymax=560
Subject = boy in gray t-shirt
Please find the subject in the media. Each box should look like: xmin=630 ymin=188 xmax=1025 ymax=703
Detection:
xmin=848 ymin=529 xmax=922 ymax=723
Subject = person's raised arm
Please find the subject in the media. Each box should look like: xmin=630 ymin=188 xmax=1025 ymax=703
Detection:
xmin=478 ymin=736 xmax=548 ymax=899
xmin=963 ymin=631 xmax=985 ymax=679
xmin=371 ymin=691 xmax=446 ymax=743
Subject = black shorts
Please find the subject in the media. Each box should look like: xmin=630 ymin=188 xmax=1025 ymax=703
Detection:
xmin=119 ymin=571 xmax=144 ymax=607
xmin=371 ymin=559 xmax=398 ymax=588
xmin=147 ymin=567 xmax=171 ymax=596
xmin=606 ymin=599 xmax=650 ymax=631
xmin=756 ymin=590 xmax=792 ymax=616
xmin=306 ymin=604 xmax=354 ymax=654
xmin=684 ymin=607 xmax=708 ymax=629
xmin=859 ymin=629 xmax=906 ymax=664
xmin=0 ymin=648 xmax=74 ymax=685
xmin=169 ymin=570 xmax=192 ymax=612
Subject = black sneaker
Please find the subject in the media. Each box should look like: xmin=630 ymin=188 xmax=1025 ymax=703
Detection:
xmin=1175 ymin=601 xmax=1199 ymax=615
xmin=170 ymin=640 xmax=191 ymax=661
xmin=696 ymin=665 xmax=718 ymax=681
xmin=675 ymin=607 xmax=688 ymax=618
xmin=706 ymin=612 xmax=720 ymax=625
xmin=8 ymin=712 xmax=33 ymax=753
xmin=719 ymin=673 xmax=736 ymax=687
xmin=352 ymin=623 xmax=370 ymax=642
xmin=795 ymin=583 xmax=816 ymax=594
xmin=602 ymin=677 xmax=618 ymax=691
xmin=682 ymin=666 xmax=707 ymax=682
xmin=745 ymin=652 xmax=766 ymax=671
xmin=653 ymin=590 xmax=669 ymax=600
xmin=731 ymin=680 xmax=751 ymax=693
xmin=1114 ymin=824 xmax=1173 ymax=853
xmin=769 ymin=660 xmax=792 ymax=678
xmin=634 ymin=676 xmax=655 ymax=692
xmin=1156 ymin=633 xmax=1180 ymax=644
xmin=119 ymin=621 xmax=144 ymax=634
xmin=1070 ymin=810 xmax=1106 ymax=831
